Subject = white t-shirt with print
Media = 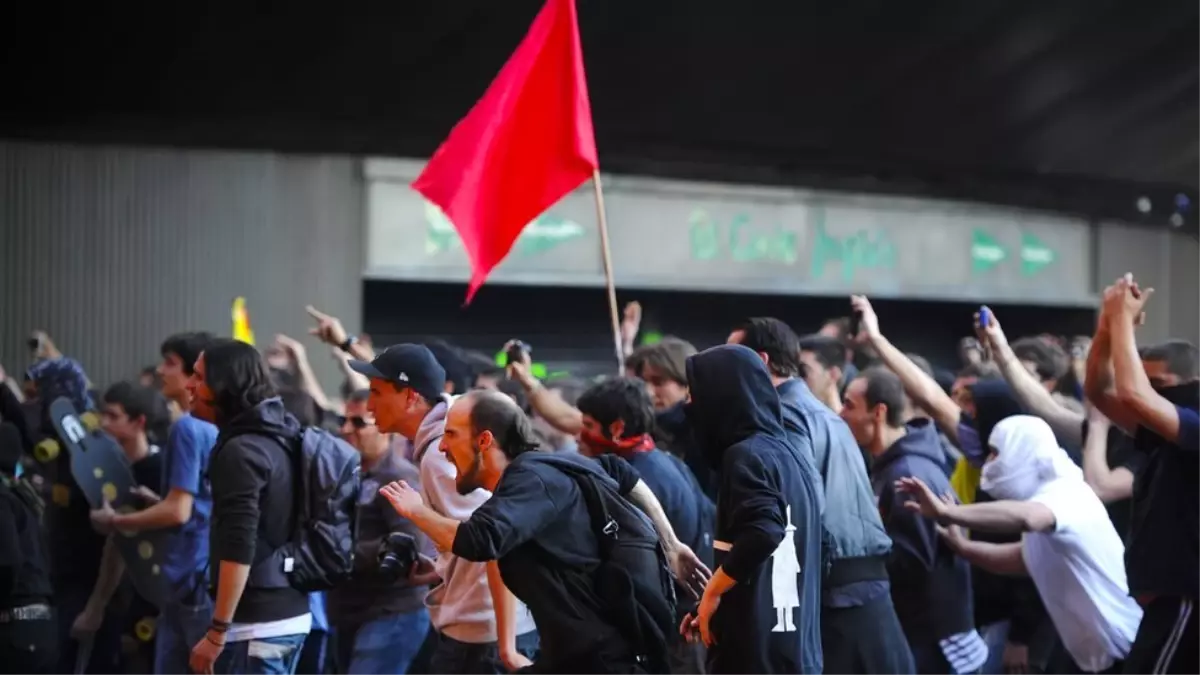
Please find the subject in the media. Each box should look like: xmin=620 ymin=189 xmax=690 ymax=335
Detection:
xmin=1021 ymin=480 xmax=1144 ymax=673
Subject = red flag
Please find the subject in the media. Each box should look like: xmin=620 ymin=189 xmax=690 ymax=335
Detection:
xmin=412 ymin=0 xmax=598 ymax=303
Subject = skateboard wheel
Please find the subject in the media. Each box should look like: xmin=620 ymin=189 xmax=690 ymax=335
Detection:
xmin=93 ymin=467 xmax=104 ymax=479
xmin=152 ymin=564 xmax=161 ymax=575
xmin=34 ymin=439 xmax=60 ymax=463
xmin=79 ymin=411 xmax=100 ymax=431
xmin=102 ymin=482 xmax=118 ymax=503
xmin=135 ymin=617 xmax=156 ymax=642
xmin=137 ymin=540 xmax=154 ymax=560
xmin=51 ymin=483 xmax=70 ymax=507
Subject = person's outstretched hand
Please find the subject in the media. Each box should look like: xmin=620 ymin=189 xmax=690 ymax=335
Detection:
xmin=667 ymin=543 xmax=712 ymax=599
xmin=895 ymin=476 xmax=954 ymax=524
xmin=305 ymin=305 xmax=349 ymax=347
xmin=849 ymin=295 xmax=882 ymax=343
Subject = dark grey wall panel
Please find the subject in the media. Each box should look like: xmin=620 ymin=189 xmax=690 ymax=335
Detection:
xmin=0 ymin=141 xmax=365 ymax=391
xmin=1096 ymin=221 xmax=1198 ymax=346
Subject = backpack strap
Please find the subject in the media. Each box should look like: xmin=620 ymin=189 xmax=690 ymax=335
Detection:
xmin=564 ymin=470 xmax=621 ymax=550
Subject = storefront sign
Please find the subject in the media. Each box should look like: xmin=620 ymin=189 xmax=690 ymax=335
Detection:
xmin=365 ymin=159 xmax=1094 ymax=305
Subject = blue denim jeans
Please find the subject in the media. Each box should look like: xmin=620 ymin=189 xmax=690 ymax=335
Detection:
xmin=336 ymin=608 xmax=431 ymax=674
xmin=214 ymin=633 xmax=307 ymax=675
xmin=154 ymin=596 xmax=215 ymax=675
xmin=429 ymin=630 xmax=540 ymax=674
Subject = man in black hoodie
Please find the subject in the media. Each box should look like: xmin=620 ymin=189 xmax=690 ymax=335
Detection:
xmin=681 ymin=344 xmax=824 ymax=674
xmin=841 ymin=366 xmax=986 ymax=674
xmin=186 ymin=340 xmax=311 ymax=675
xmin=729 ymin=318 xmax=913 ymax=674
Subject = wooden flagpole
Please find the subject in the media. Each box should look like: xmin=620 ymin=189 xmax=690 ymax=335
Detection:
xmin=591 ymin=169 xmax=625 ymax=375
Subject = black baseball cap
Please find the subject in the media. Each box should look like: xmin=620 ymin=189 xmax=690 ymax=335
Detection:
xmin=349 ymin=344 xmax=446 ymax=402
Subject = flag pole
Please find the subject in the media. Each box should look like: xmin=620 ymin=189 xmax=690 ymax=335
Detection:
xmin=591 ymin=169 xmax=625 ymax=375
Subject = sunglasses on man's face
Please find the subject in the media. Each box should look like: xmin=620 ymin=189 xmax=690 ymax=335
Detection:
xmin=339 ymin=415 xmax=370 ymax=430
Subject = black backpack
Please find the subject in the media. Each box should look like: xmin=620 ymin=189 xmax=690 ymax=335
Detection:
xmin=279 ymin=428 xmax=362 ymax=592
xmin=568 ymin=469 xmax=678 ymax=673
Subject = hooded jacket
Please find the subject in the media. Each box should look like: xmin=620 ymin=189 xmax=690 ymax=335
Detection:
xmin=776 ymin=378 xmax=892 ymax=591
xmin=208 ymin=397 xmax=310 ymax=624
xmin=686 ymin=345 xmax=824 ymax=675
xmin=870 ymin=418 xmax=975 ymax=645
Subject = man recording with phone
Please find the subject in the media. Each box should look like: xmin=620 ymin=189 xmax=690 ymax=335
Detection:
xmin=327 ymin=389 xmax=438 ymax=674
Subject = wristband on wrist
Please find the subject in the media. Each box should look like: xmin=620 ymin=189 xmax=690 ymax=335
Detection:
xmin=338 ymin=335 xmax=358 ymax=353
xmin=210 ymin=618 xmax=231 ymax=633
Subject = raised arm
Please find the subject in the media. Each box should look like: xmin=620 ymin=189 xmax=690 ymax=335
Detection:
xmin=506 ymin=343 xmax=583 ymax=435
xmin=1080 ymin=407 xmax=1134 ymax=503
xmin=979 ymin=309 xmax=1083 ymax=446
xmin=1105 ymin=279 xmax=1191 ymax=447
xmin=1085 ymin=276 xmax=1143 ymax=435
xmin=852 ymin=296 xmax=964 ymax=443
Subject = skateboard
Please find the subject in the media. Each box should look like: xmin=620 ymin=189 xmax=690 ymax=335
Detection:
xmin=47 ymin=396 xmax=168 ymax=609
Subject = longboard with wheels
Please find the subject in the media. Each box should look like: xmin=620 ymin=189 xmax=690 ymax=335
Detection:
xmin=47 ymin=396 xmax=168 ymax=609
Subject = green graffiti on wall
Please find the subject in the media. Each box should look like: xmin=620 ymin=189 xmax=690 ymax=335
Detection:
xmin=688 ymin=206 xmax=898 ymax=282
xmin=689 ymin=209 xmax=799 ymax=264
xmin=808 ymin=206 xmax=898 ymax=282
xmin=424 ymin=202 xmax=583 ymax=257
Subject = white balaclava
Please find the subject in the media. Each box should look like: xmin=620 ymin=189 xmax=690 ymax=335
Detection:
xmin=980 ymin=415 xmax=1081 ymax=501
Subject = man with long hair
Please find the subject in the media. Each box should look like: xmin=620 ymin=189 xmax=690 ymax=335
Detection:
xmin=185 ymin=340 xmax=310 ymax=675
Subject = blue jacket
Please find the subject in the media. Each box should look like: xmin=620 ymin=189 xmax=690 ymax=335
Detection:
xmin=870 ymin=419 xmax=974 ymax=645
xmin=777 ymin=379 xmax=892 ymax=583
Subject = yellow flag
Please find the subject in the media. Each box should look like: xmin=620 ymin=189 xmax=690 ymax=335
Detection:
xmin=232 ymin=297 xmax=255 ymax=346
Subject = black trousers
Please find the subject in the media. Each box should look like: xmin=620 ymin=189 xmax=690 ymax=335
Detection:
xmin=0 ymin=617 xmax=57 ymax=674
xmin=1044 ymin=636 xmax=1123 ymax=674
xmin=1123 ymin=596 xmax=1197 ymax=675
xmin=821 ymin=593 xmax=915 ymax=674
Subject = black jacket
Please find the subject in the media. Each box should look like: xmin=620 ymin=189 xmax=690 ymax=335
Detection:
xmin=685 ymin=345 xmax=824 ymax=675
xmin=870 ymin=419 xmax=974 ymax=646
xmin=208 ymin=398 xmax=309 ymax=624
xmin=0 ymin=476 xmax=52 ymax=609
xmin=452 ymin=451 xmax=648 ymax=673
xmin=655 ymin=402 xmax=716 ymax=501
xmin=1125 ymin=383 xmax=1199 ymax=598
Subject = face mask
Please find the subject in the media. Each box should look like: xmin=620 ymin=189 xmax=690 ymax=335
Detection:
xmin=579 ymin=429 xmax=654 ymax=458
xmin=1155 ymin=382 xmax=1200 ymax=410
xmin=979 ymin=459 xmax=1040 ymax=501
xmin=956 ymin=417 xmax=988 ymax=466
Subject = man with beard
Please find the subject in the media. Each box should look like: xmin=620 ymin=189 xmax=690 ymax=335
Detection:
xmin=681 ymin=345 xmax=824 ymax=674
xmin=381 ymin=389 xmax=708 ymax=673
xmin=349 ymin=345 xmax=537 ymax=673
xmin=1087 ymin=275 xmax=1198 ymax=674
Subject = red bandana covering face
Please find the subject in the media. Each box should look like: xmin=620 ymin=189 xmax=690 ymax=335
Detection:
xmin=579 ymin=429 xmax=654 ymax=459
